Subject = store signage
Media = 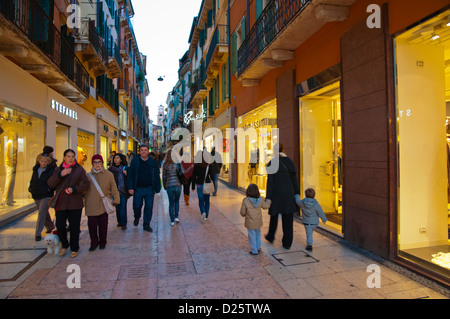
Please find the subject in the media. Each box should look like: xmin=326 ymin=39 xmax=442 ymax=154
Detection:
xmin=184 ymin=110 xmax=206 ymax=125
xmin=50 ymin=100 xmax=78 ymax=120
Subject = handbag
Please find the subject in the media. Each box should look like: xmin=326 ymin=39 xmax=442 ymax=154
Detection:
xmin=202 ymin=165 xmax=214 ymax=195
xmin=176 ymin=164 xmax=189 ymax=185
xmin=89 ymin=173 xmax=116 ymax=214
xmin=48 ymin=168 xmax=73 ymax=209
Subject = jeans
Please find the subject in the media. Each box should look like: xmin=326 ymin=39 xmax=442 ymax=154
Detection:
xmin=133 ymin=186 xmax=155 ymax=227
xmin=304 ymin=224 xmax=318 ymax=246
xmin=116 ymin=193 xmax=128 ymax=226
xmin=166 ymin=185 xmax=181 ymax=222
xmin=248 ymin=228 xmax=261 ymax=254
xmin=196 ymin=184 xmax=210 ymax=218
xmin=212 ymin=173 xmax=219 ymax=195
xmin=34 ymin=197 xmax=53 ymax=237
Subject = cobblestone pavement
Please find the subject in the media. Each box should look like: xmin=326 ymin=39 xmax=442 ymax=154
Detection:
xmin=0 ymin=182 xmax=448 ymax=299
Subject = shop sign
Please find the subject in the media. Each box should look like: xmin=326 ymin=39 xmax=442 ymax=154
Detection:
xmin=184 ymin=110 xmax=206 ymax=125
xmin=51 ymin=100 xmax=78 ymax=120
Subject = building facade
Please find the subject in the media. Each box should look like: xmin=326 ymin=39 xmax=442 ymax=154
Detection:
xmin=227 ymin=0 xmax=449 ymax=287
xmin=0 ymin=0 xmax=149 ymax=225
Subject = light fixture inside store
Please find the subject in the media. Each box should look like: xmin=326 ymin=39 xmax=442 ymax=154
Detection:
xmin=447 ymin=16 xmax=450 ymax=27
xmin=430 ymin=32 xmax=440 ymax=40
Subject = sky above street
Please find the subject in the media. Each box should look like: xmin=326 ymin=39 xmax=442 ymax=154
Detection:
xmin=131 ymin=0 xmax=203 ymax=123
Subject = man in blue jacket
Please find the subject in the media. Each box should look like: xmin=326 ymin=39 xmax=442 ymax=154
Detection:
xmin=127 ymin=144 xmax=161 ymax=232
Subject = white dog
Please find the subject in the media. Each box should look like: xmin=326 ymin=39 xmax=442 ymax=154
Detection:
xmin=44 ymin=234 xmax=60 ymax=256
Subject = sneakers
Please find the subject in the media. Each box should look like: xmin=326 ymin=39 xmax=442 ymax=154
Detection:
xmin=170 ymin=222 xmax=175 ymax=226
xmin=306 ymin=245 xmax=313 ymax=251
xmin=175 ymin=218 xmax=180 ymax=223
xmin=201 ymin=213 xmax=206 ymax=223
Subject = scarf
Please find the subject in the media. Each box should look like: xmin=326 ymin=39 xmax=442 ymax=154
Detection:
xmin=62 ymin=162 xmax=76 ymax=169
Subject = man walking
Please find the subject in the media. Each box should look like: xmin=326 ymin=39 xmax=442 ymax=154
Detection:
xmin=127 ymin=145 xmax=161 ymax=232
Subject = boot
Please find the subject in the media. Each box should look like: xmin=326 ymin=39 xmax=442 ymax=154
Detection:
xmin=184 ymin=194 xmax=189 ymax=206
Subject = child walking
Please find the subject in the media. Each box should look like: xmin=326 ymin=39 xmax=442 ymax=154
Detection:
xmin=240 ymin=184 xmax=271 ymax=255
xmin=295 ymin=188 xmax=328 ymax=251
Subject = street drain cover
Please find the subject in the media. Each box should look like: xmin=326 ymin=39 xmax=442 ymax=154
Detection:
xmin=272 ymin=251 xmax=319 ymax=266
xmin=0 ymin=248 xmax=47 ymax=282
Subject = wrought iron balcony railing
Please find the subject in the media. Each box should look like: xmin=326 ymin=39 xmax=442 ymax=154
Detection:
xmin=237 ymin=0 xmax=311 ymax=76
xmin=0 ymin=0 xmax=89 ymax=96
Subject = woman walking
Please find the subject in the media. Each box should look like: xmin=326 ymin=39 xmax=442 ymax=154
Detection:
xmin=109 ymin=153 xmax=130 ymax=230
xmin=29 ymin=153 xmax=55 ymax=241
xmin=192 ymin=150 xmax=214 ymax=223
xmin=47 ymin=149 xmax=90 ymax=258
xmin=85 ymin=155 xmax=120 ymax=251
xmin=162 ymin=149 xmax=184 ymax=226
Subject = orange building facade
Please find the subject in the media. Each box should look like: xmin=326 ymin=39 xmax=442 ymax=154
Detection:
xmin=229 ymin=0 xmax=450 ymax=287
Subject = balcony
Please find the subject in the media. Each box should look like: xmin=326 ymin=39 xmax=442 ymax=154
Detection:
xmin=237 ymin=0 xmax=355 ymax=86
xmin=204 ymin=24 xmax=228 ymax=89
xmin=107 ymin=43 xmax=122 ymax=79
xmin=74 ymin=18 xmax=108 ymax=77
xmin=0 ymin=0 xmax=89 ymax=102
xmin=118 ymin=77 xmax=131 ymax=101
xmin=189 ymin=64 xmax=208 ymax=108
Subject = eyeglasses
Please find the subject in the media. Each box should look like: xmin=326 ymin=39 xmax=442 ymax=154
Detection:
xmin=93 ymin=161 xmax=103 ymax=164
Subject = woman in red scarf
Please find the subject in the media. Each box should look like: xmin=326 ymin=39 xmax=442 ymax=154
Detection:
xmin=47 ymin=149 xmax=89 ymax=258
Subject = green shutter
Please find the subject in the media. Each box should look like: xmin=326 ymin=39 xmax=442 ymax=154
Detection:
xmin=241 ymin=17 xmax=246 ymax=42
xmin=256 ymin=0 xmax=263 ymax=19
xmin=207 ymin=10 xmax=213 ymax=28
xmin=231 ymin=32 xmax=237 ymax=74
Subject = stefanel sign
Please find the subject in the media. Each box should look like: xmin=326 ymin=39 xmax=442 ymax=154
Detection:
xmin=50 ymin=99 xmax=78 ymax=120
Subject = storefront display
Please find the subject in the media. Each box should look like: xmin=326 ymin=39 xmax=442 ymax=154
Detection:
xmin=0 ymin=101 xmax=45 ymax=220
xmin=237 ymin=99 xmax=277 ymax=196
xmin=395 ymin=9 xmax=450 ymax=278
xmin=299 ymin=82 xmax=343 ymax=233
xmin=77 ymin=130 xmax=95 ymax=172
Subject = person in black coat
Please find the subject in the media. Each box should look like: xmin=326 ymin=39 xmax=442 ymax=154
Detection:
xmin=29 ymin=154 xmax=55 ymax=241
xmin=265 ymin=143 xmax=300 ymax=249
xmin=192 ymin=150 xmax=215 ymax=222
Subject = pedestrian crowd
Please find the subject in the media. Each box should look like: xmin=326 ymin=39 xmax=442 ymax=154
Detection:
xmin=28 ymin=142 xmax=327 ymax=258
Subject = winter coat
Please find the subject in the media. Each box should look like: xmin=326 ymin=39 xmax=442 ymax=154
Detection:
xmin=127 ymin=155 xmax=161 ymax=193
xmin=85 ymin=168 xmax=120 ymax=217
xmin=192 ymin=163 xmax=214 ymax=186
xmin=47 ymin=163 xmax=90 ymax=211
xmin=240 ymin=197 xmax=271 ymax=229
xmin=266 ymin=154 xmax=300 ymax=216
xmin=108 ymin=164 xmax=130 ymax=198
xmin=163 ymin=163 xmax=184 ymax=188
xmin=28 ymin=164 xmax=54 ymax=199
xmin=295 ymin=195 xmax=328 ymax=225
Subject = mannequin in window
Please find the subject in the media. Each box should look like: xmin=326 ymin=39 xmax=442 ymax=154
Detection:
xmin=3 ymin=131 xmax=18 ymax=206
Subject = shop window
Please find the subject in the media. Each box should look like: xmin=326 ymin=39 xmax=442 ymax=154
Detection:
xmin=0 ymin=101 xmax=45 ymax=220
xmin=77 ymin=130 xmax=95 ymax=172
xmin=395 ymin=10 xmax=450 ymax=278
xmin=299 ymin=82 xmax=342 ymax=233
xmin=237 ymin=99 xmax=277 ymax=196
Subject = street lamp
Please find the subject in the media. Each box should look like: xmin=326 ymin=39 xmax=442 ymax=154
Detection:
xmin=157 ymin=76 xmax=165 ymax=81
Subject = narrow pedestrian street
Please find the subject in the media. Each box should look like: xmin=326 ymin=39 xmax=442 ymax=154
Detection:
xmin=0 ymin=181 xmax=448 ymax=300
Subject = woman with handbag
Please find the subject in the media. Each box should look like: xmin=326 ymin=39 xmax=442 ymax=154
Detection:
xmin=47 ymin=149 xmax=90 ymax=258
xmin=85 ymin=154 xmax=120 ymax=251
xmin=108 ymin=153 xmax=130 ymax=230
xmin=192 ymin=150 xmax=215 ymax=223
xmin=162 ymin=149 xmax=184 ymax=226
xmin=29 ymin=153 xmax=55 ymax=241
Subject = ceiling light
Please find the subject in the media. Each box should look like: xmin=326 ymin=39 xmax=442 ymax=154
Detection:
xmin=430 ymin=32 xmax=440 ymax=40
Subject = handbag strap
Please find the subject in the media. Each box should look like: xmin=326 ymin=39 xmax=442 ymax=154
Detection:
xmin=204 ymin=165 xmax=209 ymax=184
xmin=89 ymin=172 xmax=105 ymax=198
